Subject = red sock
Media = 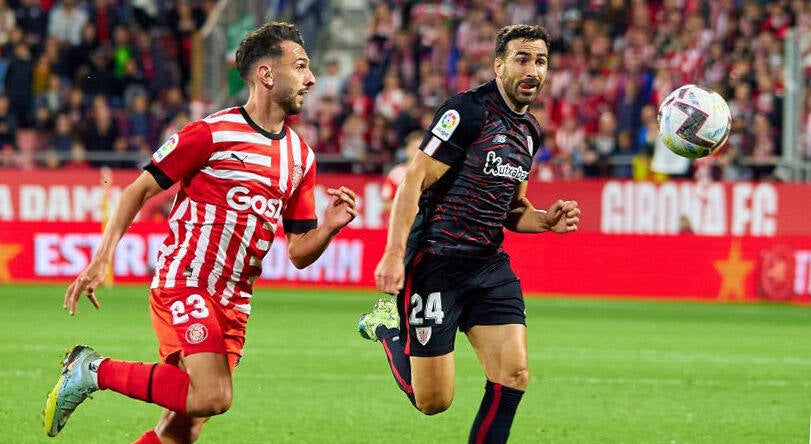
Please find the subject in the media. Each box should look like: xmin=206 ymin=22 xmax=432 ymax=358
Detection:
xmin=98 ymin=359 xmax=189 ymax=415
xmin=132 ymin=429 xmax=161 ymax=444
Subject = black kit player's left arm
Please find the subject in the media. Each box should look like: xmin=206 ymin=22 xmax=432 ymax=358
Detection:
xmin=504 ymin=181 xmax=581 ymax=234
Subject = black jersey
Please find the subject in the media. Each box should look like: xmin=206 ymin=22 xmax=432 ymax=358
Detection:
xmin=407 ymin=80 xmax=542 ymax=259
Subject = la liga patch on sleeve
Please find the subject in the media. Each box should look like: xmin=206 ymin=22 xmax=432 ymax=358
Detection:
xmin=153 ymin=134 xmax=180 ymax=163
xmin=431 ymin=109 xmax=460 ymax=141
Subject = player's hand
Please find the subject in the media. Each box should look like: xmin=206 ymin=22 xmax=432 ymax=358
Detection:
xmin=323 ymin=186 xmax=358 ymax=233
xmin=375 ymin=252 xmax=404 ymax=295
xmin=543 ymin=199 xmax=580 ymax=234
xmin=64 ymin=259 xmax=105 ymax=315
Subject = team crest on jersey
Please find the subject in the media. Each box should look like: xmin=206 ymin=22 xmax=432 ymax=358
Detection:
xmin=431 ymin=109 xmax=460 ymax=141
xmin=153 ymin=134 xmax=179 ymax=163
xmin=291 ymin=163 xmax=303 ymax=190
xmin=415 ymin=326 xmax=432 ymax=345
xmin=185 ymin=323 xmax=208 ymax=344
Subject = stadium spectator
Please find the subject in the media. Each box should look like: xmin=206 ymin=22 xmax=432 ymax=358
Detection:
xmin=5 ymin=42 xmax=33 ymax=127
xmin=0 ymin=94 xmax=17 ymax=147
xmin=0 ymin=0 xmax=16 ymax=47
xmin=48 ymin=0 xmax=88 ymax=46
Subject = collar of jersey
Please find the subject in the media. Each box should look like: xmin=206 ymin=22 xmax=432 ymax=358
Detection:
xmin=239 ymin=106 xmax=287 ymax=140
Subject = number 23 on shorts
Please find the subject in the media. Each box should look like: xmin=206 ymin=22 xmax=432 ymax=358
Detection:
xmin=169 ymin=294 xmax=210 ymax=325
xmin=409 ymin=291 xmax=445 ymax=325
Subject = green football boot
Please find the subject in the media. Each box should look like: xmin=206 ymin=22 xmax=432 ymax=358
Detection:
xmin=44 ymin=345 xmax=102 ymax=437
xmin=358 ymin=297 xmax=399 ymax=341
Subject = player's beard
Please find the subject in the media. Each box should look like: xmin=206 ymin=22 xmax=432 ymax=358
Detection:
xmin=505 ymin=75 xmax=541 ymax=107
xmin=278 ymin=86 xmax=305 ymax=116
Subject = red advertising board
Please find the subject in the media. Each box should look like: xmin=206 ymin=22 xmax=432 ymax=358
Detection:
xmin=1 ymin=171 xmax=810 ymax=302
xmin=1 ymin=221 xmax=810 ymax=303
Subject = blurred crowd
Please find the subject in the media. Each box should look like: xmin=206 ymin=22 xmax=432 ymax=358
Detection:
xmin=1 ymin=0 xmax=810 ymax=182
xmin=0 ymin=0 xmax=213 ymax=169
xmin=298 ymin=0 xmax=811 ymax=181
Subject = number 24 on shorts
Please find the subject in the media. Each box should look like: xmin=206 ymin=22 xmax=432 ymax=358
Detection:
xmin=409 ymin=292 xmax=444 ymax=325
xmin=170 ymin=294 xmax=210 ymax=325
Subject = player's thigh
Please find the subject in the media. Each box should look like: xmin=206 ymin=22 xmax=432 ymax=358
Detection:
xmin=397 ymin=254 xmax=468 ymax=359
xmin=410 ymin=353 xmax=456 ymax=409
xmin=466 ymin=324 xmax=528 ymax=388
xmin=463 ymin=256 xmax=529 ymax=387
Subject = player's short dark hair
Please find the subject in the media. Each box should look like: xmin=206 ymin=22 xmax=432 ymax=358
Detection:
xmin=235 ymin=22 xmax=305 ymax=80
xmin=494 ymin=24 xmax=550 ymax=59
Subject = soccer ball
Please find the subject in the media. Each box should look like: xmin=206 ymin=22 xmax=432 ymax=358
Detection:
xmin=657 ymin=84 xmax=731 ymax=159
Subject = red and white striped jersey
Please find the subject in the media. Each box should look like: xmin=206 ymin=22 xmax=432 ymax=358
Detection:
xmin=144 ymin=107 xmax=317 ymax=315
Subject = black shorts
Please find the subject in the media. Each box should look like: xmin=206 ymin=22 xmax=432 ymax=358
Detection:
xmin=397 ymin=251 xmax=525 ymax=357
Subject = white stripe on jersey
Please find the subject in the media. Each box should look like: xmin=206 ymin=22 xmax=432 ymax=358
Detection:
xmin=164 ymin=200 xmax=198 ymax=288
xmin=201 ymin=166 xmax=272 ymax=186
xmin=212 ymin=130 xmax=270 ymax=146
xmin=186 ymin=203 xmax=217 ymax=287
xmin=278 ymin=134 xmax=288 ymax=194
xmin=290 ymin=130 xmax=302 ymax=166
xmin=256 ymin=239 xmax=270 ymax=251
xmin=220 ymin=214 xmax=257 ymax=306
xmin=304 ymin=146 xmax=315 ymax=176
xmin=424 ymin=136 xmax=442 ymax=156
xmin=208 ymin=151 xmax=271 ymax=167
xmin=232 ymin=303 xmax=251 ymax=315
xmin=151 ymin=198 xmax=189 ymax=288
xmin=203 ymin=113 xmax=247 ymax=125
xmin=207 ymin=210 xmax=238 ymax=295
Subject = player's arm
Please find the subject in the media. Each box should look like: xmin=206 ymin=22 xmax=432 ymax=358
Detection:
xmin=504 ymin=181 xmax=580 ymax=234
xmin=64 ymin=172 xmax=164 ymax=315
xmin=376 ymin=152 xmax=450 ymax=294
xmin=64 ymin=121 xmax=213 ymax=315
xmin=285 ymin=186 xmax=357 ymax=269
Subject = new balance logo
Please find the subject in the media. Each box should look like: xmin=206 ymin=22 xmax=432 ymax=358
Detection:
xmin=483 ymin=151 xmax=529 ymax=181
xmin=493 ymin=134 xmax=507 ymax=144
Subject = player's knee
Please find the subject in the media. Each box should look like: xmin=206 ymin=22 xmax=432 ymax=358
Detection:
xmin=415 ymin=396 xmax=452 ymax=415
xmin=501 ymin=367 xmax=530 ymax=390
xmin=189 ymin=387 xmax=232 ymax=416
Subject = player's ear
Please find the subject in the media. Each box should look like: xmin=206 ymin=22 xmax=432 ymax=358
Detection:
xmin=256 ymin=62 xmax=274 ymax=89
xmin=494 ymin=57 xmax=503 ymax=76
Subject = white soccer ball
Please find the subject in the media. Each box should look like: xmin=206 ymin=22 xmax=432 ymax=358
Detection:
xmin=657 ymin=84 xmax=731 ymax=159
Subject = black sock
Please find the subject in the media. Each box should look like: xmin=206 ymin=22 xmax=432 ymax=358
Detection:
xmin=468 ymin=380 xmax=524 ymax=444
xmin=376 ymin=326 xmax=417 ymax=408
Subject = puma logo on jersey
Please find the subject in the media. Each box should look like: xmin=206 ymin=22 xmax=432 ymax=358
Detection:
xmin=230 ymin=152 xmax=247 ymax=166
xmin=483 ymin=151 xmax=529 ymax=181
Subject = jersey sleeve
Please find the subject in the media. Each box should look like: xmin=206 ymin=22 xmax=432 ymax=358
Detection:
xmin=419 ymin=93 xmax=486 ymax=166
xmin=143 ymin=121 xmax=213 ymax=189
xmin=282 ymin=157 xmax=317 ymax=233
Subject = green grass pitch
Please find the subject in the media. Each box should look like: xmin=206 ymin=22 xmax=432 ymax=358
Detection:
xmin=1 ymin=284 xmax=809 ymax=443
